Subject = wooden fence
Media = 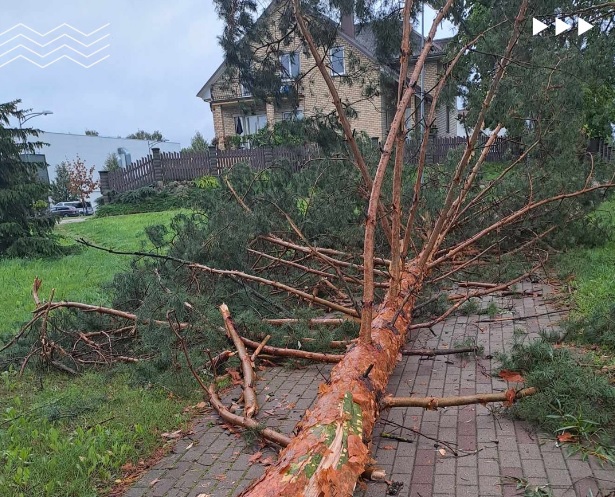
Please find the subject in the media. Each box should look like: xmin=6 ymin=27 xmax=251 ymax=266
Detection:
xmin=100 ymin=145 xmax=319 ymax=194
xmin=99 ymin=135 xmax=612 ymax=195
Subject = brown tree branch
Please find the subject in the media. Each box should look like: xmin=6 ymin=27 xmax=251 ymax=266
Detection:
xmin=291 ymin=0 xmax=393 ymax=245
xmin=220 ymin=304 xmax=259 ymax=418
xmin=382 ymin=387 xmax=537 ymax=409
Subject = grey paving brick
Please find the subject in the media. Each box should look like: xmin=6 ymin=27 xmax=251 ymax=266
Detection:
xmin=121 ymin=285 xmax=599 ymax=497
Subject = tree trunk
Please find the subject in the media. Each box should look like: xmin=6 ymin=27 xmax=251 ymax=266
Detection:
xmin=238 ymin=263 xmax=423 ymax=496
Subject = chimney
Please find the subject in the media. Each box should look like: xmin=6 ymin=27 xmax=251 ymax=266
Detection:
xmin=341 ymin=13 xmax=355 ymax=38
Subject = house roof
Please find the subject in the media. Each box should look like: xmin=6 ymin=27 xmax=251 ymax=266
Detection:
xmin=197 ymin=2 xmax=451 ymax=102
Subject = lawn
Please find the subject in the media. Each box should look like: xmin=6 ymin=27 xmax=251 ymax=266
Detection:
xmin=0 ymin=211 xmax=181 ymax=340
xmin=556 ymin=198 xmax=615 ymax=320
xmin=0 ymin=210 xmax=201 ymax=497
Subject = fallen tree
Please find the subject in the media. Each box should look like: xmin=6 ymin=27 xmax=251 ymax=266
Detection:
xmin=2 ymin=0 xmax=615 ymax=495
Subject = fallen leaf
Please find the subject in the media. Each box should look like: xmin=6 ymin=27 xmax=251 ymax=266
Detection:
xmin=499 ymin=370 xmax=525 ymax=383
xmin=149 ymin=478 xmax=160 ymax=487
xmin=382 ymin=445 xmax=396 ymax=450
xmin=161 ymin=429 xmax=182 ymax=439
xmin=195 ymin=401 xmax=207 ymax=409
xmin=227 ymin=368 xmax=242 ymax=385
xmin=426 ymin=398 xmax=439 ymax=410
xmin=214 ymin=474 xmax=226 ymax=481
xmin=503 ymin=388 xmax=516 ymax=407
xmin=196 ymin=494 xmax=211 ymax=497
xmin=249 ymin=451 xmax=263 ymax=464
xmin=557 ymin=432 xmax=577 ymax=443
xmin=261 ymin=456 xmax=275 ymax=465
xmin=185 ymin=442 xmax=194 ymax=450
xmin=438 ymin=448 xmax=447 ymax=456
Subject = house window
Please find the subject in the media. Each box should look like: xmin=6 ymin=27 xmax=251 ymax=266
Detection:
xmin=280 ymin=52 xmax=300 ymax=80
xmin=240 ymin=83 xmax=252 ymax=97
xmin=236 ymin=114 xmax=267 ymax=136
xmin=282 ymin=110 xmax=304 ymax=121
xmin=329 ymin=46 xmax=345 ymax=76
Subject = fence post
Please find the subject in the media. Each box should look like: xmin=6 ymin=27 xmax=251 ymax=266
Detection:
xmin=152 ymin=148 xmax=163 ymax=186
xmin=99 ymin=170 xmax=110 ymax=194
xmin=208 ymin=145 xmax=219 ymax=175
xmin=98 ymin=170 xmax=111 ymax=203
xmin=264 ymin=146 xmax=273 ymax=169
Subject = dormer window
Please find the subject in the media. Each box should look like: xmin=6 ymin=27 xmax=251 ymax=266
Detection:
xmin=240 ymin=82 xmax=252 ymax=97
xmin=280 ymin=52 xmax=300 ymax=80
xmin=329 ymin=46 xmax=345 ymax=76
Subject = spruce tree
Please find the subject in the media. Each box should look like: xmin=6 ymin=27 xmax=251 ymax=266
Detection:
xmin=0 ymin=101 xmax=58 ymax=257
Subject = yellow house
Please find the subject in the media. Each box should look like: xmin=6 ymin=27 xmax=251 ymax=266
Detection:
xmin=197 ymin=2 xmax=457 ymax=148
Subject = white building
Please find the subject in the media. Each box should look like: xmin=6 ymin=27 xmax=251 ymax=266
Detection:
xmin=34 ymin=132 xmax=181 ymax=204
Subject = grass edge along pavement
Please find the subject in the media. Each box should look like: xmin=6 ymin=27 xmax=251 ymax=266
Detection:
xmin=497 ymin=199 xmax=615 ymax=466
xmin=0 ymin=210 xmax=203 ymax=497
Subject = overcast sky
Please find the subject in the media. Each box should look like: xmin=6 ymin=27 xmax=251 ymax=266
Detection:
xmin=1 ymin=1 xmax=453 ymax=148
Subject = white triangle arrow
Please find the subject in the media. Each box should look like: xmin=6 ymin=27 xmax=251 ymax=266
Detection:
xmin=578 ymin=18 xmax=593 ymax=35
xmin=555 ymin=18 xmax=572 ymax=35
xmin=533 ymin=18 xmax=549 ymax=36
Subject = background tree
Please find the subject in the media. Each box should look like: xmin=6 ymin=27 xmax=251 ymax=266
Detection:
xmin=64 ymin=156 xmax=99 ymax=207
xmin=181 ymin=131 xmax=209 ymax=152
xmin=84 ymin=129 xmax=99 ymax=136
xmin=103 ymin=152 xmax=121 ymax=172
xmin=0 ymin=100 xmax=58 ymax=257
xmin=126 ymin=130 xmax=164 ymax=141
xmin=49 ymin=163 xmax=78 ymax=203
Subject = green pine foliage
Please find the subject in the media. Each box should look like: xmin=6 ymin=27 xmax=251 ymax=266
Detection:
xmin=0 ymin=101 xmax=60 ymax=258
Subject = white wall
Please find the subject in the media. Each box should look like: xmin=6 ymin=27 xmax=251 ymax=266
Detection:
xmin=36 ymin=132 xmax=181 ymax=203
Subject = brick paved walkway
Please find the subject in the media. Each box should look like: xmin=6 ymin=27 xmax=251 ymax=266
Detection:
xmin=124 ymin=282 xmax=615 ymax=497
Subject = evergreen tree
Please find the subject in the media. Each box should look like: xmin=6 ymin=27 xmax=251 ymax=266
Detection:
xmin=50 ymin=163 xmax=77 ymax=202
xmin=126 ymin=130 xmax=164 ymax=141
xmin=0 ymin=100 xmax=58 ymax=257
xmin=181 ymin=131 xmax=209 ymax=152
xmin=103 ymin=153 xmax=121 ymax=172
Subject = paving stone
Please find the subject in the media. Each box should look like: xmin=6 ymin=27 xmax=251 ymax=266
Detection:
xmin=122 ymin=284 xmax=599 ymax=497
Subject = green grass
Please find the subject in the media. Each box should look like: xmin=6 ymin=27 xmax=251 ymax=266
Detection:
xmin=0 ymin=210 xmax=201 ymax=497
xmin=557 ymin=198 xmax=615 ymax=318
xmin=0 ymin=211 xmax=181 ymax=340
xmin=0 ymin=367 xmax=197 ymax=497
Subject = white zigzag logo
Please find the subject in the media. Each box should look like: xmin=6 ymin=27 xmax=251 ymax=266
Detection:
xmin=0 ymin=23 xmax=110 ymax=68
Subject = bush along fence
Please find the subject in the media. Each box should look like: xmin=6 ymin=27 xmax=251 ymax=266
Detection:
xmin=99 ymin=136 xmax=612 ymax=195
xmin=99 ymin=145 xmax=319 ymax=195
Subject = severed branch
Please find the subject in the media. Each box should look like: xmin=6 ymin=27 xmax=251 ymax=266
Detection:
xmin=169 ymin=312 xmax=291 ymax=447
xmin=250 ymin=335 xmax=271 ymax=362
xmin=382 ymin=387 xmax=536 ymax=409
xmin=240 ymin=336 xmax=343 ymax=363
xmin=410 ymin=264 xmax=541 ymax=331
xmin=263 ymin=317 xmax=355 ymax=326
xmin=76 ymin=238 xmax=358 ymax=318
xmin=220 ymin=303 xmax=258 ymax=418
xmin=401 ymin=346 xmax=479 ymax=357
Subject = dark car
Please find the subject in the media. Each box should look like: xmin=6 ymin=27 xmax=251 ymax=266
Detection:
xmin=50 ymin=205 xmax=80 ymax=217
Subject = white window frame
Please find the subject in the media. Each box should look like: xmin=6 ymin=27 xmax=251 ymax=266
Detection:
xmin=329 ymin=46 xmax=345 ymax=76
xmin=280 ymin=52 xmax=300 ymax=81
xmin=282 ymin=109 xmax=304 ymax=121
xmin=237 ymin=114 xmax=268 ymax=136
xmin=240 ymin=83 xmax=252 ymax=97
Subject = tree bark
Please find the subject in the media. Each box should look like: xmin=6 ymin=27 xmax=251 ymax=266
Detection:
xmin=220 ymin=304 xmax=258 ymax=418
xmin=238 ymin=263 xmax=423 ymax=496
xmin=382 ymin=387 xmax=537 ymax=409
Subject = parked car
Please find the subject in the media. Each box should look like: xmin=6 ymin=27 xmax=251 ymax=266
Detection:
xmin=50 ymin=205 xmax=80 ymax=217
xmin=54 ymin=201 xmax=94 ymax=216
